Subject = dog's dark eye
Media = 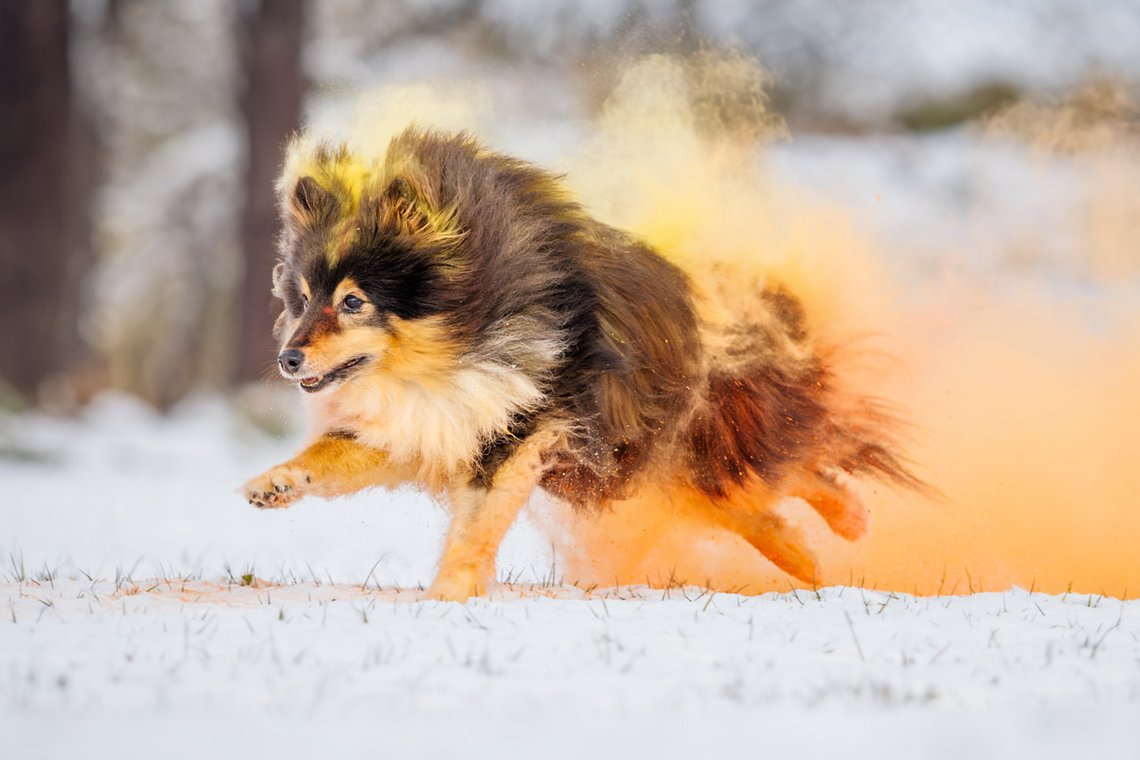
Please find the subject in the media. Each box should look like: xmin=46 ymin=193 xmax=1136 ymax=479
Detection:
xmin=342 ymin=294 xmax=364 ymax=313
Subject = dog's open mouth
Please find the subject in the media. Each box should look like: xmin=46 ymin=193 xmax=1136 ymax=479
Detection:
xmin=297 ymin=355 xmax=369 ymax=393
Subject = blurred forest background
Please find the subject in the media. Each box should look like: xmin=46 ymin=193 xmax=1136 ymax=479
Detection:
xmin=2 ymin=0 xmax=1139 ymax=411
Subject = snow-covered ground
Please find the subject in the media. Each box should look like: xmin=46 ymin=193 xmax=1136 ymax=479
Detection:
xmin=4 ymin=131 xmax=1139 ymax=756
xmin=3 ymin=393 xmax=1139 ymax=758
xmin=13 ymin=3 xmax=1137 ymax=754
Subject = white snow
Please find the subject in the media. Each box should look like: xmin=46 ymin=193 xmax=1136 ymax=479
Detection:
xmin=22 ymin=5 xmax=1138 ymax=756
xmin=3 ymin=389 xmax=1140 ymax=758
xmin=6 ymin=130 xmax=1140 ymax=755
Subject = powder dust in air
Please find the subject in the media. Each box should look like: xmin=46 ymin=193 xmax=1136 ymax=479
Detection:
xmin=307 ymin=56 xmax=1140 ymax=597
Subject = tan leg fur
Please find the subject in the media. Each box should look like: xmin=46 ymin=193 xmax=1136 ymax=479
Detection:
xmin=788 ymin=470 xmax=869 ymax=542
xmin=243 ymin=433 xmax=407 ymax=509
xmin=426 ymin=433 xmax=554 ymax=602
xmin=712 ymin=505 xmax=820 ymax=584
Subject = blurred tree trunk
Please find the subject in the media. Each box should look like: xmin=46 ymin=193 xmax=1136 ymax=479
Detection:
xmin=0 ymin=1 xmax=85 ymax=406
xmin=236 ymin=0 xmax=306 ymax=383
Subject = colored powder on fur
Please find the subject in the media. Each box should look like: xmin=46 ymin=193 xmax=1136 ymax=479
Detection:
xmin=314 ymin=59 xmax=1140 ymax=597
xmin=536 ymin=56 xmax=1140 ymax=597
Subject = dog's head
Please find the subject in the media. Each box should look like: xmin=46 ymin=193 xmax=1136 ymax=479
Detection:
xmin=271 ymin=144 xmax=466 ymax=394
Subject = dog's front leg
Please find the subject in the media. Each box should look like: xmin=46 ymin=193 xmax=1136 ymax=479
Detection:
xmin=243 ymin=432 xmax=400 ymax=509
xmin=427 ymin=437 xmax=550 ymax=602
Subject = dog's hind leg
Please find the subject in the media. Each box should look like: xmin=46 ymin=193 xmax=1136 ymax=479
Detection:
xmin=793 ymin=470 xmax=869 ymax=541
xmin=702 ymin=497 xmax=819 ymax=583
xmin=427 ymin=433 xmax=553 ymax=602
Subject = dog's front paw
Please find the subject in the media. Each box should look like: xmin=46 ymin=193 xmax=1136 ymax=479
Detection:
xmin=242 ymin=465 xmax=311 ymax=509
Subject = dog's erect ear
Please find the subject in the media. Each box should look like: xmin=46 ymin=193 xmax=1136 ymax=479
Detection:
xmin=287 ymin=176 xmax=338 ymax=228
xmin=367 ymin=172 xmax=463 ymax=252
xmin=378 ymin=175 xmax=440 ymax=238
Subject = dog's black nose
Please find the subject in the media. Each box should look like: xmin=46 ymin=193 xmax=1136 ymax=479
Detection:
xmin=278 ymin=348 xmax=305 ymax=374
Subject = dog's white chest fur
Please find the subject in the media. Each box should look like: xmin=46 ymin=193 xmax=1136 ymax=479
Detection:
xmin=307 ymin=360 xmax=545 ymax=483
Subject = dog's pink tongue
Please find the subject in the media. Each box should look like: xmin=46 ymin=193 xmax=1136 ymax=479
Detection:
xmin=300 ymin=376 xmax=319 ymax=387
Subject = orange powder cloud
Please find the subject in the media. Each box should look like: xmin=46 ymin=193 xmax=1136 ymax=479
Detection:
xmin=529 ymin=58 xmax=1140 ymax=598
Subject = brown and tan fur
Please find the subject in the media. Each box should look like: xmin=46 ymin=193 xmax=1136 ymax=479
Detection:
xmin=242 ymin=127 xmax=924 ymax=600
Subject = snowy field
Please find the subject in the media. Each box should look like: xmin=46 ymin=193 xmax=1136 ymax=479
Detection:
xmin=7 ymin=2 xmax=1140 ymax=756
xmin=4 ymin=396 xmax=1140 ymax=757
xmin=4 ymin=131 xmax=1140 ymax=757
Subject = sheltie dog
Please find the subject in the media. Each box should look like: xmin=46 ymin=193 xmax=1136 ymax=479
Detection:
xmin=243 ymin=127 xmax=923 ymax=601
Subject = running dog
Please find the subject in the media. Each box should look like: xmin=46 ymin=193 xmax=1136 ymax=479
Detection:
xmin=242 ymin=127 xmax=923 ymax=600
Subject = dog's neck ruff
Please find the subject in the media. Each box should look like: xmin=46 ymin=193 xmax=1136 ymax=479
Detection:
xmin=307 ymin=360 xmax=545 ymax=487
